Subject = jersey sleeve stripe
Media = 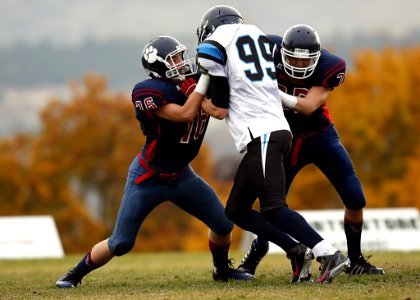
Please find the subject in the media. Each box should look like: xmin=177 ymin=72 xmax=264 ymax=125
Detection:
xmin=132 ymin=88 xmax=164 ymax=99
xmin=197 ymin=52 xmax=225 ymax=65
xmin=324 ymin=60 xmax=345 ymax=77
xmin=197 ymin=41 xmax=227 ymax=65
xmin=322 ymin=61 xmax=346 ymax=87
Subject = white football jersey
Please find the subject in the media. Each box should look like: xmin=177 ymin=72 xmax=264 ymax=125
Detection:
xmin=197 ymin=24 xmax=290 ymax=153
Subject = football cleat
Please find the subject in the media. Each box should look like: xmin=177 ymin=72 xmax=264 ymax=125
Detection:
xmin=55 ymin=267 xmax=83 ymax=288
xmin=213 ymin=259 xmax=255 ymax=282
xmin=286 ymin=244 xmax=314 ymax=283
xmin=316 ymin=251 xmax=350 ymax=284
xmin=237 ymin=238 xmax=269 ymax=275
xmin=345 ymin=255 xmax=385 ymax=275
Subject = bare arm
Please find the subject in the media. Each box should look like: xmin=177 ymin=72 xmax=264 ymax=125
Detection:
xmin=280 ymin=85 xmax=330 ymax=116
xmin=201 ymin=99 xmax=228 ymax=120
xmin=155 ymin=91 xmax=205 ymax=122
xmin=294 ymin=86 xmax=330 ymax=115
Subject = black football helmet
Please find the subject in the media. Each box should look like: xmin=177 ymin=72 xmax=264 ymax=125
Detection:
xmin=281 ymin=24 xmax=321 ymax=79
xmin=196 ymin=5 xmax=243 ymax=44
xmin=141 ymin=36 xmax=197 ymax=81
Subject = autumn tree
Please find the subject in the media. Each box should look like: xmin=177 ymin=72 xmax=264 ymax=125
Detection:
xmin=0 ymin=134 xmax=34 ymax=214
xmin=0 ymin=73 xmax=221 ymax=252
xmin=2 ymin=46 xmax=419 ymax=252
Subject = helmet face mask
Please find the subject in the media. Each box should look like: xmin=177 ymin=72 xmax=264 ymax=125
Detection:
xmin=196 ymin=5 xmax=243 ymax=44
xmin=281 ymin=47 xmax=321 ymax=79
xmin=281 ymin=24 xmax=321 ymax=79
xmin=163 ymin=45 xmax=196 ymax=80
xmin=141 ymin=36 xmax=197 ymax=81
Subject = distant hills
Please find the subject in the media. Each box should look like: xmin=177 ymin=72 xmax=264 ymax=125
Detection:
xmin=1 ymin=29 xmax=419 ymax=91
xmin=0 ymin=29 xmax=419 ymax=144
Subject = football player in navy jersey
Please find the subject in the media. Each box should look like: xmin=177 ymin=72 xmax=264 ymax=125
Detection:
xmin=55 ymin=35 xmax=253 ymax=288
xmin=238 ymin=24 xmax=384 ymax=277
xmin=197 ymin=6 xmax=350 ymax=284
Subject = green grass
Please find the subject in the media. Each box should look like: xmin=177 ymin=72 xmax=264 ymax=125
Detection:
xmin=0 ymin=251 xmax=419 ymax=300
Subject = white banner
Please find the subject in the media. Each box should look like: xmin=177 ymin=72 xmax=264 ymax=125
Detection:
xmin=241 ymin=208 xmax=420 ymax=253
xmin=0 ymin=215 xmax=64 ymax=259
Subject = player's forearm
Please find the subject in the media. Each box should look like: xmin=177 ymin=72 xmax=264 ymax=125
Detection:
xmin=176 ymin=75 xmax=210 ymax=122
xmin=179 ymin=92 xmax=205 ymax=121
xmin=280 ymin=86 xmax=328 ymax=116
xmin=293 ymin=97 xmax=320 ymax=116
xmin=155 ymin=93 xmax=203 ymax=123
xmin=295 ymin=87 xmax=329 ymax=115
xmin=201 ymin=99 xmax=228 ymax=120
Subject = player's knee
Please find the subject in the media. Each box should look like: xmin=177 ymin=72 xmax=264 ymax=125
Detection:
xmin=211 ymin=218 xmax=234 ymax=236
xmin=340 ymin=175 xmax=366 ymax=210
xmin=111 ymin=241 xmax=135 ymax=256
xmin=225 ymin=206 xmax=248 ymax=228
xmin=345 ymin=196 xmax=366 ymax=210
xmin=225 ymin=206 xmax=237 ymax=222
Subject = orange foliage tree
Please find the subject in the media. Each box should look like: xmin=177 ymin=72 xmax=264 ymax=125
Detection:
xmin=0 ymin=73 xmax=221 ymax=252
xmin=1 ymin=46 xmax=419 ymax=253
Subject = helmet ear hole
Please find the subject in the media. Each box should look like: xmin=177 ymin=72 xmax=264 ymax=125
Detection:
xmin=197 ymin=5 xmax=243 ymax=44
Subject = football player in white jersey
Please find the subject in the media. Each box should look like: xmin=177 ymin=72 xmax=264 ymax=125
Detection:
xmin=196 ymin=5 xmax=349 ymax=284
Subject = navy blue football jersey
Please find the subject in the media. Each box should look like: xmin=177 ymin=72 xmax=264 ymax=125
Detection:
xmin=268 ymin=34 xmax=346 ymax=134
xmin=131 ymin=76 xmax=209 ymax=173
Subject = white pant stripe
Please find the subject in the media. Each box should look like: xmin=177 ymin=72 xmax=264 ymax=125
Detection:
xmin=260 ymin=133 xmax=270 ymax=178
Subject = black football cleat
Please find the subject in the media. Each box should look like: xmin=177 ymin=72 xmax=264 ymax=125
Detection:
xmin=237 ymin=238 xmax=269 ymax=275
xmin=55 ymin=267 xmax=83 ymax=288
xmin=213 ymin=259 xmax=254 ymax=282
xmin=345 ymin=255 xmax=385 ymax=275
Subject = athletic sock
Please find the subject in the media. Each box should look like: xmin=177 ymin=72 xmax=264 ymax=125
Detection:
xmin=75 ymin=251 xmax=101 ymax=276
xmin=209 ymin=240 xmax=230 ymax=267
xmin=344 ymin=217 xmax=363 ymax=259
xmin=312 ymin=240 xmax=338 ymax=258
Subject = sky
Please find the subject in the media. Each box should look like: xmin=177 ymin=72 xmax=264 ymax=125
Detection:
xmin=1 ymin=0 xmax=420 ymax=47
xmin=1 ymin=0 xmax=420 ymax=157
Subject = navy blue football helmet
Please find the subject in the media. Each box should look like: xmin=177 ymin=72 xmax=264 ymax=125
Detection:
xmin=141 ymin=36 xmax=197 ymax=81
xmin=196 ymin=5 xmax=243 ymax=44
xmin=281 ymin=24 xmax=321 ymax=79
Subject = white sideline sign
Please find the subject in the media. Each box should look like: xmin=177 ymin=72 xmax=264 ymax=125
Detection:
xmin=241 ymin=208 xmax=420 ymax=253
xmin=0 ymin=215 xmax=64 ymax=259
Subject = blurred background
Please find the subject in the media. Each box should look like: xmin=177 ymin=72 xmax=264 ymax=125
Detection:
xmin=0 ymin=0 xmax=419 ymax=253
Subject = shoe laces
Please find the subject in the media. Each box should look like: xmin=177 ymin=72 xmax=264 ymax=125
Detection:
xmin=240 ymin=243 xmax=265 ymax=266
xmin=227 ymin=258 xmax=236 ymax=268
xmin=317 ymin=254 xmax=334 ymax=271
xmin=240 ymin=248 xmax=253 ymax=264
xmin=354 ymin=255 xmax=374 ymax=268
xmin=66 ymin=267 xmax=83 ymax=283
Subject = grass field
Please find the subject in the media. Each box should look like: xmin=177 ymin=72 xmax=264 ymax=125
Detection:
xmin=0 ymin=251 xmax=419 ymax=300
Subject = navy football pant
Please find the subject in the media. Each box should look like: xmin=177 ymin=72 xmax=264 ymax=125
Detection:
xmin=108 ymin=156 xmax=233 ymax=256
xmin=286 ymin=124 xmax=366 ymax=210
xmin=255 ymin=124 xmax=367 ymax=252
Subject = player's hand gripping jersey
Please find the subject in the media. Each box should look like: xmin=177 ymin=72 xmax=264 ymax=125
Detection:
xmin=268 ymin=35 xmax=346 ymax=134
xmin=132 ymin=74 xmax=209 ymax=173
xmin=197 ymin=24 xmax=290 ymax=153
